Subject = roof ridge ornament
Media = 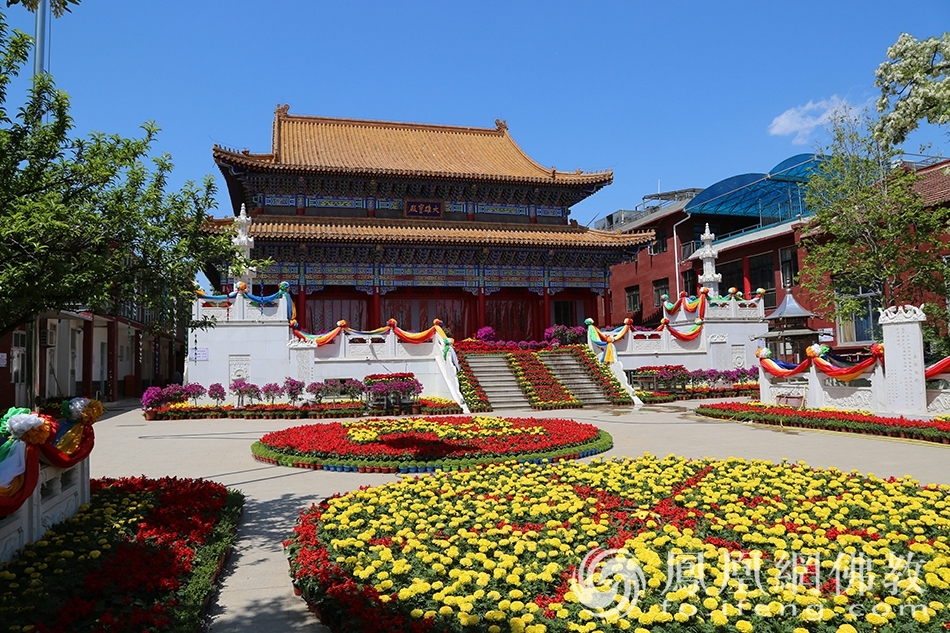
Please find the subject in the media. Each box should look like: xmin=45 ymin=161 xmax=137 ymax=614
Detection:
xmin=276 ymin=103 xmax=290 ymax=117
xmin=494 ymin=118 xmax=508 ymax=132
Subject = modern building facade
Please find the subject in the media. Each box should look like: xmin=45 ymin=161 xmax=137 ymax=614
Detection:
xmin=605 ymin=155 xmax=950 ymax=361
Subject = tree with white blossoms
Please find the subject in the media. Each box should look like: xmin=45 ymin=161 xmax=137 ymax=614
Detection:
xmin=874 ymin=32 xmax=950 ymax=147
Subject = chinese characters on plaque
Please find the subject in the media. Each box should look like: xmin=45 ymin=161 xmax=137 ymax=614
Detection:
xmin=404 ymin=200 xmax=443 ymax=219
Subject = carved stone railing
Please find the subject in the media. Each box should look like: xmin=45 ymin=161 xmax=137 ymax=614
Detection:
xmin=0 ymin=460 xmax=90 ymax=563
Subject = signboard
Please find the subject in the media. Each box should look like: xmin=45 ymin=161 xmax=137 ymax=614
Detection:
xmin=404 ymin=200 xmax=443 ymax=219
xmin=818 ymin=328 xmax=834 ymax=343
xmin=191 ymin=348 xmax=209 ymax=361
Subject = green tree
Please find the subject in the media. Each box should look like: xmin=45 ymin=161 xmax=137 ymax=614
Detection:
xmin=799 ymin=110 xmax=950 ymax=335
xmin=0 ymin=13 xmax=247 ymax=337
xmin=875 ymin=32 xmax=950 ymax=147
xmin=5 ymin=0 xmax=78 ymax=19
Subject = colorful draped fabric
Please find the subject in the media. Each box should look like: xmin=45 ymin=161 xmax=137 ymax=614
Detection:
xmin=290 ymin=318 xmax=453 ymax=349
xmin=812 ymin=356 xmax=878 ymax=382
xmin=587 ymin=319 xmax=634 ymax=344
xmin=0 ymin=447 xmax=38 ymax=517
xmin=292 ymin=322 xmax=346 ymax=346
xmin=664 ymin=294 xmax=706 ymax=319
xmin=759 ymin=357 xmax=812 ymax=378
xmin=659 ymin=321 xmax=704 ymax=342
xmin=39 ymin=427 xmax=95 ymax=468
xmin=925 ymin=354 xmax=950 ymax=379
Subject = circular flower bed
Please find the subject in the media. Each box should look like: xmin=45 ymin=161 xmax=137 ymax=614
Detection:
xmin=252 ymin=415 xmax=612 ymax=472
xmin=286 ymin=454 xmax=950 ymax=632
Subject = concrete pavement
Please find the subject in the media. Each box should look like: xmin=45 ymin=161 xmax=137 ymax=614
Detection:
xmin=88 ymin=401 xmax=950 ymax=632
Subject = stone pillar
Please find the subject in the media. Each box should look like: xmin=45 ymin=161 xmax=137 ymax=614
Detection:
xmin=695 ymin=223 xmax=722 ymax=297
xmin=880 ymin=304 xmax=928 ymax=414
xmin=232 ymin=204 xmax=256 ymax=290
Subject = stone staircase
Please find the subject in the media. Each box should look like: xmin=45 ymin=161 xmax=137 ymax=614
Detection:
xmin=540 ymin=353 xmax=612 ymax=406
xmin=462 ymin=354 xmax=531 ymax=411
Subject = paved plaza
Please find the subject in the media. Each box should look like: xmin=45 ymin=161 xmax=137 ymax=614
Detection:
xmin=91 ymin=401 xmax=950 ymax=632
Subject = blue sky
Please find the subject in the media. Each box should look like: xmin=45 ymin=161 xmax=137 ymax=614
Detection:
xmin=4 ymin=1 xmax=948 ymax=227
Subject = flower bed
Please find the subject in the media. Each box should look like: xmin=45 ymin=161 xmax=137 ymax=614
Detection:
xmin=0 ymin=476 xmax=242 ymax=633
xmin=697 ymin=401 xmax=950 ymax=444
xmin=419 ymin=397 xmax=463 ymax=415
xmin=506 ymin=351 xmax=581 ymax=410
xmin=252 ymin=415 xmax=612 ymax=472
xmin=541 ymin=345 xmax=634 ymax=405
xmin=455 ymin=352 xmax=492 ymax=412
xmin=286 ymin=454 xmax=950 ymax=632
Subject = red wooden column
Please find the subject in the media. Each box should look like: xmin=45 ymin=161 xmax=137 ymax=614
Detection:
xmin=106 ymin=319 xmax=118 ymax=402
xmin=296 ymin=286 xmax=308 ymax=329
xmin=742 ymin=257 xmax=752 ymax=296
xmin=603 ymin=290 xmax=612 ymax=328
xmin=542 ymin=289 xmax=551 ymax=332
xmin=82 ymin=320 xmax=93 ymax=398
xmin=371 ymin=287 xmax=382 ymax=329
xmin=477 ymin=288 xmax=486 ymax=331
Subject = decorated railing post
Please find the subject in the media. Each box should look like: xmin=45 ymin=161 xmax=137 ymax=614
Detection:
xmin=879 ymin=304 xmax=928 ymax=414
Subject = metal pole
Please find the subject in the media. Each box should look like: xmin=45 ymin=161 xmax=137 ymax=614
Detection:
xmin=33 ymin=0 xmax=48 ymax=75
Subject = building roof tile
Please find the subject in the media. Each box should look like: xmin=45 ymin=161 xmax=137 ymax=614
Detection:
xmin=914 ymin=159 xmax=950 ymax=207
xmin=213 ymin=105 xmax=613 ymax=187
xmin=207 ymin=216 xmax=652 ymax=249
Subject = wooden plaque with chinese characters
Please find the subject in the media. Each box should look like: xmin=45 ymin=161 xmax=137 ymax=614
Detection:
xmin=404 ymin=200 xmax=443 ymax=219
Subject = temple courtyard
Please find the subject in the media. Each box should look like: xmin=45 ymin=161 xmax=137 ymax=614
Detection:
xmin=88 ymin=400 xmax=950 ymax=633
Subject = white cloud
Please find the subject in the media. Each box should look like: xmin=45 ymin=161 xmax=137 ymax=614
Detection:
xmin=768 ymin=96 xmax=851 ymax=145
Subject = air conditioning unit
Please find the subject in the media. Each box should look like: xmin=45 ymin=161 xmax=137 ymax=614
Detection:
xmin=39 ymin=330 xmax=51 ymax=347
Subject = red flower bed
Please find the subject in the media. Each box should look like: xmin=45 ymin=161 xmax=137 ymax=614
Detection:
xmin=251 ymin=415 xmax=612 ymax=471
xmin=697 ymin=401 xmax=950 ymax=444
xmin=454 ymin=351 xmax=492 ymax=412
xmin=506 ymin=350 xmax=581 ymax=409
xmin=1 ymin=477 xmax=242 ymax=633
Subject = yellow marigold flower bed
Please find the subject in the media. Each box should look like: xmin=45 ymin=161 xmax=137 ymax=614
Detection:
xmin=286 ymin=454 xmax=950 ymax=632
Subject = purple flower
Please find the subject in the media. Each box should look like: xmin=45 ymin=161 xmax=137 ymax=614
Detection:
xmin=284 ymin=377 xmax=306 ymax=405
xmin=261 ymin=382 xmax=285 ymax=405
xmin=183 ymin=382 xmax=206 ymax=404
xmin=208 ymin=383 xmax=226 ymax=406
xmin=141 ymin=386 xmax=164 ymax=410
xmin=476 ymin=326 xmax=497 ymax=342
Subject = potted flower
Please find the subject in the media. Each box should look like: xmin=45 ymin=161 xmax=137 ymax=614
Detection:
xmin=141 ymin=386 xmax=165 ymax=420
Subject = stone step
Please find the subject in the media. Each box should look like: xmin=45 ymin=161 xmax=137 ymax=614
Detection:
xmin=462 ymin=354 xmax=530 ymax=410
xmin=540 ymin=354 xmax=612 ymax=405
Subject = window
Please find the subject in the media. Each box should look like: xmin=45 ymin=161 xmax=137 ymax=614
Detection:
xmin=718 ymin=259 xmax=744 ymax=294
xmin=625 ymin=286 xmax=641 ymax=312
xmin=648 ymin=228 xmax=668 ymax=255
xmin=836 ymin=284 xmax=883 ymax=344
xmin=749 ymin=252 xmax=776 ymax=309
xmin=553 ymin=301 xmax=576 ymax=327
xmin=681 ymin=269 xmax=697 ymax=296
xmin=653 ymin=278 xmax=669 ymax=307
xmin=780 ymin=246 xmax=799 ymax=288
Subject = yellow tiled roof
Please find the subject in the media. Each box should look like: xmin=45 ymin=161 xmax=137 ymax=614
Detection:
xmin=207 ymin=216 xmax=652 ymax=249
xmin=213 ymin=105 xmax=613 ymax=187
